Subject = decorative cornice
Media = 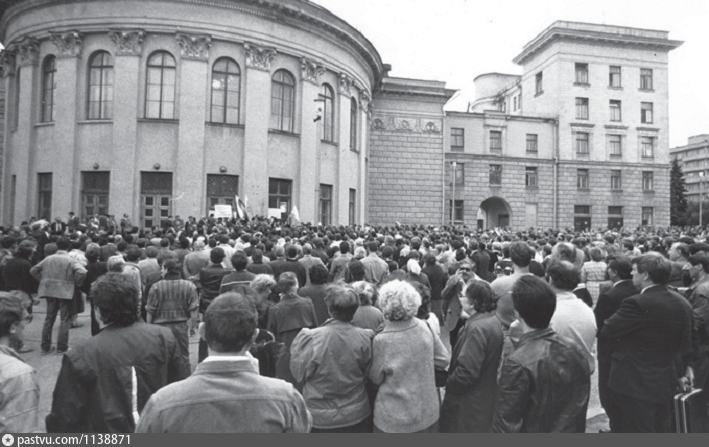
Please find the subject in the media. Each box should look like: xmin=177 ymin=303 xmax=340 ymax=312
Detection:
xmin=0 ymin=49 xmax=15 ymax=78
xmin=108 ymin=29 xmax=145 ymax=56
xmin=244 ymin=43 xmax=276 ymax=72
xmin=50 ymin=30 xmax=83 ymax=58
xmin=301 ymin=57 xmax=325 ymax=85
xmin=12 ymin=36 xmax=40 ymax=67
xmin=339 ymin=73 xmax=354 ymax=96
xmin=370 ymin=115 xmax=441 ymax=134
xmin=175 ymin=32 xmax=211 ymax=61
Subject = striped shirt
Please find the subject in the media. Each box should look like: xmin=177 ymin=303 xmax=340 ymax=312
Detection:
xmin=146 ymin=277 xmax=199 ymax=324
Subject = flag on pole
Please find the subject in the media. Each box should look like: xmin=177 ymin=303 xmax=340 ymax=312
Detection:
xmin=290 ymin=205 xmax=300 ymax=224
xmin=234 ymin=195 xmax=249 ymax=221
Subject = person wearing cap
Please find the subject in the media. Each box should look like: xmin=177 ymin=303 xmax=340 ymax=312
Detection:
xmin=0 ymin=291 xmax=40 ymax=432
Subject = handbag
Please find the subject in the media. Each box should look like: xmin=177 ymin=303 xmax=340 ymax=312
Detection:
xmin=426 ymin=319 xmax=448 ymax=388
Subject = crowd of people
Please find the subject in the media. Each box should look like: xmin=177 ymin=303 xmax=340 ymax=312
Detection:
xmin=0 ymin=211 xmax=707 ymax=433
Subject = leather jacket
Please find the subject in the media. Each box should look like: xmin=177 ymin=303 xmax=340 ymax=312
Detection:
xmin=492 ymin=327 xmax=590 ymax=433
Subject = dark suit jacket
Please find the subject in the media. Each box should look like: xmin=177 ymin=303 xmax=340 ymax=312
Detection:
xmin=599 ymin=284 xmax=693 ymax=403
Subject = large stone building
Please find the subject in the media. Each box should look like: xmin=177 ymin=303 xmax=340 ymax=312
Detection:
xmin=0 ymin=0 xmax=379 ymax=228
xmin=671 ymin=135 xmax=709 ymax=203
xmin=0 ymin=2 xmax=683 ymax=231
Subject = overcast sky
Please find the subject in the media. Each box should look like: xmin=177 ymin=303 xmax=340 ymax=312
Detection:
xmin=315 ymin=0 xmax=708 ymax=148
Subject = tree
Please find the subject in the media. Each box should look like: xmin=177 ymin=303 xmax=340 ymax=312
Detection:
xmin=670 ymin=158 xmax=688 ymax=226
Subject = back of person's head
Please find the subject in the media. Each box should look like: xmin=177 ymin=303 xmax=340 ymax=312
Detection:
xmin=1 ymin=236 xmax=17 ymax=249
xmin=633 ymin=252 xmax=671 ymax=285
xmin=378 ymin=280 xmax=421 ymax=322
xmin=90 ymin=273 xmax=139 ymax=327
xmin=546 ymin=260 xmax=579 ymax=291
xmin=56 ymin=237 xmax=71 ymax=251
xmin=589 ymin=247 xmax=605 ymax=262
xmin=309 ymin=264 xmax=328 ymax=285
xmin=381 ymin=245 xmax=393 ymax=259
xmin=340 ymin=241 xmax=350 ymax=254
xmin=278 ymin=271 xmax=299 ymax=293
xmin=210 ymin=247 xmax=225 ymax=264
xmin=145 ymin=245 xmax=159 ymax=259
xmin=509 ymin=241 xmax=532 ymax=268
xmin=231 ymin=251 xmax=248 ymax=270
xmin=465 ymin=280 xmax=496 ymax=313
xmin=275 ymin=246 xmax=285 ymax=258
xmin=606 ymin=255 xmax=632 ymax=280
xmin=324 ymin=285 xmax=359 ymax=322
xmin=367 ymin=240 xmax=379 ymax=253
xmin=348 ymin=259 xmax=365 ymax=281
xmin=252 ymin=248 xmax=264 ymax=263
xmin=554 ymin=242 xmax=577 ymax=263
xmin=16 ymin=240 xmax=35 ymax=259
xmin=162 ymin=259 xmax=181 ymax=275
xmin=302 ymin=243 xmax=313 ymax=255
xmin=411 ymin=281 xmax=431 ymax=320
xmin=351 ymin=280 xmax=378 ymax=306
xmin=180 ymin=238 xmax=190 ymax=249
xmin=203 ymin=293 xmax=258 ymax=353
xmin=286 ymin=245 xmax=299 ymax=260
xmin=219 ymin=234 xmax=229 ymax=245
xmin=249 ymin=274 xmax=276 ymax=295
xmin=107 ymin=255 xmax=125 ymax=272
xmin=0 ymin=292 xmax=25 ymax=339
xmin=208 ymin=238 xmax=218 ymax=248
xmin=511 ymin=275 xmax=556 ymax=330
xmin=407 ymin=258 xmax=422 ymax=275
xmin=423 ymin=254 xmax=436 ymax=266
xmin=85 ymin=246 xmax=100 ymax=263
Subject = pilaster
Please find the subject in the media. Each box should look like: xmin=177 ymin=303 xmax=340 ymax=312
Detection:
xmin=298 ymin=57 xmax=325 ymax=223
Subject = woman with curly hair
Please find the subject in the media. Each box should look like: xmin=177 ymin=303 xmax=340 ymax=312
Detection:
xmin=369 ymin=280 xmax=449 ymax=433
xmin=439 ymin=280 xmax=503 ymax=433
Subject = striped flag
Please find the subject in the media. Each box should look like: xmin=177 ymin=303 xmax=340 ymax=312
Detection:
xmin=234 ymin=195 xmax=249 ymax=221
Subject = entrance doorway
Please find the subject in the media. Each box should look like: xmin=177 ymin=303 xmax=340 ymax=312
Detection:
xmin=477 ymin=197 xmax=513 ymax=230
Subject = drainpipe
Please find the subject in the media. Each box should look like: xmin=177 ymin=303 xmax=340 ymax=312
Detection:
xmin=552 ymin=119 xmax=559 ymax=228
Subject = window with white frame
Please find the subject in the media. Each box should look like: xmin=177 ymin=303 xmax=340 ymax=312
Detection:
xmin=576 ymin=97 xmax=589 ymax=120
xmin=490 ymin=130 xmax=502 ymax=151
xmin=642 ymin=207 xmax=654 ymax=225
xmin=525 ymin=167 xmax=538 ymax=188
xmin=609 ymin=100 xmax=622 ymax=122
xmin=642 ymin=171 xmax=654 ymax=191
xmin=609 ymin=66 xmax=621 ymax=88
xmin=88 ymin=51 xmax=114 ymax=120
xmin=608 ymin=134 xmax=622 ymax=156
xmin=576 ymin=132 xmax=590 ymax=154
xmin=526 ymin=134 xmax=538 ymax=153
xmin=489 ymin=164 xmax=502 ymax=185
xmin=577 ymin=169 xmax=589 ymax=189
xmin=611 ymin=170 xmax=622 ymax=190
xmin=641 ymin=136 xmax=655 ymax=158
xmin=640 ymin=68 xmax=653 ymax=90
xmin=575 ymin=63 xmax=589 ymax=84
xmin=641 ymin=102 xmax=653 ymax=124
xmin=145 ymin=51 xmax=176 ymax=119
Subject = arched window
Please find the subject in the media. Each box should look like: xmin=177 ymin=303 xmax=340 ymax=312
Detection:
xmin=145 ymin=51 xmax=176 ymax=119
xmin=88 ymin=51 xmax=114 ymax=120
xmin=320 ymin=83 xmax=334 ymax=142
xmin=41 ymin=56 xmax=56 ymax=122
xmin=350 ymin=97 xmax=358 ymax=152
xmin=270 ymin=70 xmax=295 ymax=132
xmin=210 ymin=58 xmax=240 ymax=124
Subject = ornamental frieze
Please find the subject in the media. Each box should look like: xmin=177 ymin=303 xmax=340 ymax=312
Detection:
xmin=175 ymin=32 xmax=211 ymax=61
xmin=370 ymin=116 xmax=442 ymax=134
xmin=12 ymin=37 xmax=40 ymax=67
xmin=50 ymin=31 xmax=83 ymax=58
xmin=108 ymin=29 xmax=145 ymax=56
xmin=244 ymin=43 xmax=276 ymax=71
xmin=301 ymin=57 xmax=325 ymax=85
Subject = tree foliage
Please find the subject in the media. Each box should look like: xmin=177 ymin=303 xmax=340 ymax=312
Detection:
xmin=670 ymin=158 xmax=688 ymax=226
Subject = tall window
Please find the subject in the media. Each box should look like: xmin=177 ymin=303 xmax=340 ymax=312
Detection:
xmin=641 ymin=136 xmax=655 ymax=158
xmin=574 ymin=205 xmax=591 ymax=231
xmin=525 ymin=167 xmax=538 ymax=188
xmin=349 ymin=189 xmax=356 ymax=225
xmin=489 ymin=164 xmax=502 ymax=185
xmin=41 ymin=56 xmax=56 ymax=123
xmin=210 ymin=58 xmax=240 ymax=124
xmin=88 ymin=51 xmax=114 ymax=120
xmin=450 ymin=163 xmax=464 ymax=186
xmin=145 ymin=51 xmax=176 ymax=119
xmin=575 ymin=63 xmax=589 ymax=84
xmin=535 ymin=72 xmax=543 ymax=95
xmin=320 ymin=84 xmax=334 ymax=142
xmin=350 ymin=98 xmax=358 ymax=152
xmin=577 ymin=169 xmax=589 ymax=189
xmin=526 ymin=134 xmax=538 ymax=152
xmin=640 ymin=68 xmax=653 ymax=90
xmin=268 ymin=178 xmax=292 ymax=221
xmin=576 ymin=132 xmax=590 ymax=154
xmin=451 ymin=128 xmax=464 ymax=151
xmin=609 ymin=100 xmax=622 ymax=122
xmin=319 ymin=184 xmax=333 ymax=225
xmin=641 ymin=102 xmax=654 ymax=124
xmin=575 ymin=97 xmax=589 ymax=119
xmin=608 ymin=134 xmax=622 ymax=156
xmin=206 ymin=174 xmax=239 ymax=213
xmin=270 ymin=70 xmax=295 ymax=133
xmin=449 ymin=200 xmax=464 ymax=224
xmin=642 ymin=207 xmax=654 ymax=225
xmin=642 ymin=171 xmax=654 ymax=191
xmin=37 ymin=173 xmax=53 ymax=219
xmin=611 ymin=170 xmax=622 ymax=190
xmin=490 ymin=130 xmax=502 ymax=151
xmin=608 ymin=206 xmax=624 ymax=229
xmin=609 ymin=66 xmax=621 ymax=87
xmin=82 ymin=172 xmax=110 ymax=220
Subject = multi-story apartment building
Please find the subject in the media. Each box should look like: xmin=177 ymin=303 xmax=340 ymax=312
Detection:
xmin=439 ymin=21 xmax=682 ymax=230
xmin=671 ymin=135 xmax=709 ymax=202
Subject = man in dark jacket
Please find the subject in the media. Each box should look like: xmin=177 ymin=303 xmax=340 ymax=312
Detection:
xmin=45 ymin=272 xmax=186 ymax=433
xmin=598 ymin=253 xmax=693 ymax=433
xmin=492 ymin=275 xmax=590 ymax=433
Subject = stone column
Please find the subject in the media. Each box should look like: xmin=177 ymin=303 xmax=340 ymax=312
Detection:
xmin=175 ymin=32 xmax=210 ymax=219
xmin=0 ymin=50 xmax=16 ymax=224
xmin=11 ymin=37 xmax=39 ymax=221
xmin=298 ymin=57 xmax=325 ymax=224
xmin=359 ymin=89 xmax=371 ymax=224
xmin=336 ymin=73 xmax=355 ymax=225
xmin=242 ymin=43 xmax=276 ymax=216
xmin=50 ymin=31 xmax=83 ymax=216
xmin=109 ymin=29 xmax=144 ymax=219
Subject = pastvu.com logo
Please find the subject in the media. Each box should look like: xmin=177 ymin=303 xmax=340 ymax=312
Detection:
xmin=2 ymin=434 xmax=14 ymax=447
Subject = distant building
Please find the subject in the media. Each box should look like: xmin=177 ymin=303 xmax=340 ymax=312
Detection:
xmin=671 ymin=135 xmax=709 ymax=203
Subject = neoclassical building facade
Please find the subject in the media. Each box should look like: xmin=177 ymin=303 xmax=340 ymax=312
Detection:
xmin=0 ymin=0 xmax=381 ymax=228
